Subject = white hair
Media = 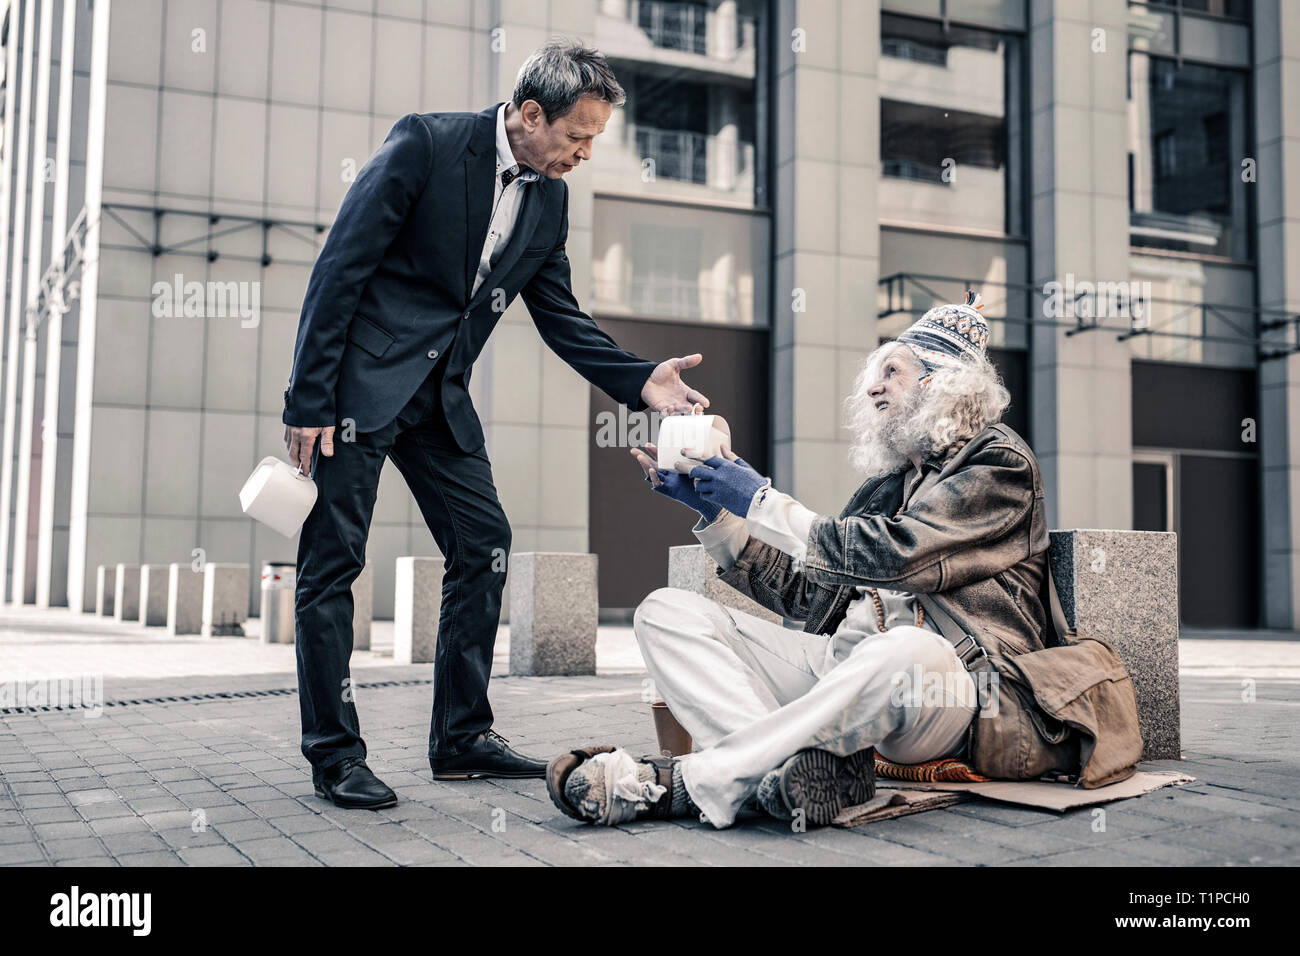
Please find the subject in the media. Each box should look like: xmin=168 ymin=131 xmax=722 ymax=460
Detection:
xmin=843 ymin=341 xmax=1012 ymax=477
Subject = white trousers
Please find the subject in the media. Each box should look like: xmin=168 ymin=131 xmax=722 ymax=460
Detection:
xmin=633 ymin=587 xmax=979 ymax=828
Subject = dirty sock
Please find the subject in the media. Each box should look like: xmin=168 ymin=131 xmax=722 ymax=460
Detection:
xmin=755 ymin=767 xmax=793 ymax=820
xmin=670 ymin=761 xmax=701 ymax=818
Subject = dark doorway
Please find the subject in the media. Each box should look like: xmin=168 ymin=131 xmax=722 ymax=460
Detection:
xmin=1178 ymin=454 xmax=1258 ymax=628
xmin=1133 ymin=460 xmax=1170 ymax=532
xmin=588 ymin=317 xmax=769 ymax=611
xmin=1132 ymin=360 xmax=1259 ymax=628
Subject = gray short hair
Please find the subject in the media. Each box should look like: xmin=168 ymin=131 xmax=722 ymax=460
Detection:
xmin=513 ymin=39 xmax=625 ymax=121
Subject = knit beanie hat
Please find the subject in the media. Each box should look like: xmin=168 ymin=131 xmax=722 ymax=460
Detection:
xmin=895 ymin=291 xmax=990 ymax=387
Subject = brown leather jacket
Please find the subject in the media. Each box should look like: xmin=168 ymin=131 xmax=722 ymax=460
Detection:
xmin=716 ymin=422 xmax=1142 ymax=788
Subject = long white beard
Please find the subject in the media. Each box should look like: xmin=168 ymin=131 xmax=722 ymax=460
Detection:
xmin=851 ymin=383 xmax=935 ymax=476
xmin=845 ymin=347 xmax=1010 ymax=479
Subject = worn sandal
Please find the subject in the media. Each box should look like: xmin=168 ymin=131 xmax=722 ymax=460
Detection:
xmin=546 ymin=745 xmax=678 ymax=824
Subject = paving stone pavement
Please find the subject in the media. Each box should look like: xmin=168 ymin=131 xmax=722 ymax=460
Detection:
xmin=1 ymin=606 xmax=1298 ymax=866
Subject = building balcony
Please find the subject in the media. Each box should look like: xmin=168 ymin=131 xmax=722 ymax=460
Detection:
xmin=1129 ymin=210 xmax=1223 ymax=250
xmin=596 ymin=0 xmax=756 ymax=83
xmin=878 ymin=163 xmax=1005 ymax=231
xmin=882 ymin=159 xmax=951 ymax=186
xmin=635 ymin=126 xmax=708 ymax=184
xmin=879 ymin=43 xmax=1005 ymax=118
xmin=594 ymin=121 xmax=755 ymax=201
xmin=882 ymin=36 xmax=948 ymax=67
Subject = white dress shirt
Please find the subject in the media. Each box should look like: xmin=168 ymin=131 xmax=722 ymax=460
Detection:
xmin=690 ymin=465 xmax=940 ymax=654
xmin=471 ymin=103 xmax=541 ymax=299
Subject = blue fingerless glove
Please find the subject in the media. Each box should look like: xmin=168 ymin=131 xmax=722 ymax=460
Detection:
xmin=687 ymin=456 xmax=770 ymax=518
xmin=646 ymin=468 xmax=724 ymax=523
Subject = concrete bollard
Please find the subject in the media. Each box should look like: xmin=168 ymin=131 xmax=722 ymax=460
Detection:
xmin=353 ymin=563 xmax=373 ymax=651
xmin=114 ymin=564 xmax=142 ymax=623
xmin=138 ymin=565 xmax=170 ymax=626
xmin=167 ymin=563 xmax=205 ymax=635
xmin=202 ymin=563 xmax=250 ymax=637
xmin=509 ymin=552 xmax=598 ymax=677
xmin=1048 ymin=529 xmax=1181 ymax=761
xmin=393 ymin=557 xmax=443 ymax=664
xmin=95 ymin=565 xmax=116 ymax=616
xmin=668 ymin=544 xmax=785 ymax=626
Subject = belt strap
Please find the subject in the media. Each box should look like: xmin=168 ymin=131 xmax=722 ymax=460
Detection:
xmin=915 ymin=591 xmax=990 ymax=675
xmin=950 ymin=633 xmax=990 ymax=672
xmin=641 ymin=755 xmax=677 ymax=819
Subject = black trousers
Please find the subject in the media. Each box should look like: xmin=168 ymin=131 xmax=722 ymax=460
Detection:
xmin=294 ymin=360 xmax=511 ymax=771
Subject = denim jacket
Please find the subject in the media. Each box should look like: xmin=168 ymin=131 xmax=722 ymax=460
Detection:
xmin=715 ymin=422 xmax=1143 ymax=787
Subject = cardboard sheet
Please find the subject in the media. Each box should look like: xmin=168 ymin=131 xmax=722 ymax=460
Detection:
xmin=836 ymin=770 xmax=1195 ymax=822
xmin=833 ymin=789 xmax=972 ymax=827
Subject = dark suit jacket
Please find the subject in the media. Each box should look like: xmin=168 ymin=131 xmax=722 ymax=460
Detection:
xmin=283 ymin=103 xmax=658 ymax=453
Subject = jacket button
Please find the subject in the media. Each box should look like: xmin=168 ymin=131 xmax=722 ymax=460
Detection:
xmin=427 ymin=349 xmax=439 ymax=359
xmin=462 ymin=311 xmax=470 ymax=321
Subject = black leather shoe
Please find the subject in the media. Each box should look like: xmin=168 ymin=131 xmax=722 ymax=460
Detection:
xmin=313 ymin=757 xmax=398 ymax=810
xmin=429 ymin=730 xmax=547 ymax=779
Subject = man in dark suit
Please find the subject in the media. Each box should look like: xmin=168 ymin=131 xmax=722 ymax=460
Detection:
xmin=283 ymin=40 xmax=709 ymax=809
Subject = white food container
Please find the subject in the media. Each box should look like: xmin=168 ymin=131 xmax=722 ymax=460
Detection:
xmin=656 ymin=413 xmax=732 ymax=474
xmin=238 ymin=456 xmax=318 ymax=537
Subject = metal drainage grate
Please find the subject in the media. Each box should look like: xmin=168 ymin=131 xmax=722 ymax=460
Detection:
xmin=0 ymin=678 xmax=434 ymax=715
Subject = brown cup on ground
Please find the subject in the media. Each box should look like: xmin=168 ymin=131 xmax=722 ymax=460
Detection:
xmin=650 ymin=700 xmax=693 ymax=757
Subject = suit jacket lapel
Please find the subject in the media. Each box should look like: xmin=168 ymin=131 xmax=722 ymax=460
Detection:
xmin=468 ymin=181 xmax=546 ymax=311
xmin=463 ymin=104 xmax=500 ymax=303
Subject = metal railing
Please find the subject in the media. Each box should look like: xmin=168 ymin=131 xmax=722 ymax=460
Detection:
xmin=637 ymin=0 xmax=707 ymax=54
xmin=633 ymin=0 xmax=755 ymax=58
xmin=634 ymin=126 xmax=709 ymax=184
xmin=882 ymin=159 xmax=951 ymax=185
xmin=27 ymin=206 xmax=89 ymax=334
xmin=878 ymin=271 xmax=1300 ymax=361
xmin=630 ymin=123 xmax=754 ymax=187
xmin=882 ymin=36 xmax=948 ymax=66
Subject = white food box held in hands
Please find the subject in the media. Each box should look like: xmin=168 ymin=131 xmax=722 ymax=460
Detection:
xmin=239 ymin=456 xmax=318 ymax=537
xmin=655 ymin=410 xmax=732 ymax=474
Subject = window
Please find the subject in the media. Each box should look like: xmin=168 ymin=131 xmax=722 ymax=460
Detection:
xmin=1146 ymin=0 xmax=1250 ymax=20
xmin=591 ymin=197 xmax=768 ymax=325
xmin=878 ymin=14 xmax=1024 ymax=234
xmin=1128 ymin=54 xmax=1250 ymax=259
xmin=628 ymin=75 xmax=712 ymax=186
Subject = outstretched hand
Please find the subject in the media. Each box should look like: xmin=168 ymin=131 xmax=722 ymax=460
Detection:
xmin=641 ymin=354 xmax=710 ymax=416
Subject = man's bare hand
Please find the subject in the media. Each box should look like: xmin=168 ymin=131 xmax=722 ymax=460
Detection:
xmin=630 ymin=441 xmax=665 ymax=487
xmin=284 ymin=425 xmax=335 ymax=477
xmin=641 ymin=354 xmax=710 ymax=416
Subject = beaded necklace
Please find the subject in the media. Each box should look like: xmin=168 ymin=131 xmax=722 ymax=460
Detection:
xmin=866 ymin=455 xmax=945 ymax=632
xmin=869 ymin=587 xmax=925 ymax=631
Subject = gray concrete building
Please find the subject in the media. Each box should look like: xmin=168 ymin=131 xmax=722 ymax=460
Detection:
xmin=0 ymin=0 xmax=1293 ymax=631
